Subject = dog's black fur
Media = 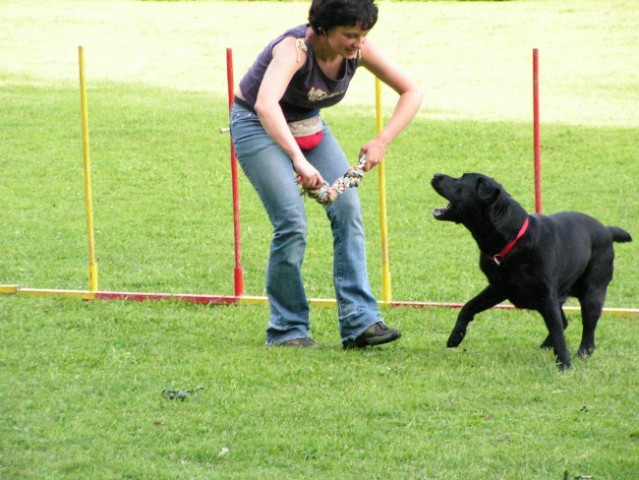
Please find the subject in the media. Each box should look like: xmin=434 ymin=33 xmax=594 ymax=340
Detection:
xmin=431 ymin=173 xmax=632 ymax=369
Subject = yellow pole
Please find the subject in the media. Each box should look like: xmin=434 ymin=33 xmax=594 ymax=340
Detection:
xmin=375 ymin=77 xmax=392 ymax=302
xmin=78 ymin=46 xmax=99 ymax=291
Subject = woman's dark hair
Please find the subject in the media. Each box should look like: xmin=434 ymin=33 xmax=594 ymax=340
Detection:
xmin=308 ymin=0 xmax=378 ymax=35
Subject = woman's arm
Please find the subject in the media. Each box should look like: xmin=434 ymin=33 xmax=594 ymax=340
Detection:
xmin=358 ymin=38 xmax=423 ymax=170
xmin=253 ymin=37 xmax=325 ymax=189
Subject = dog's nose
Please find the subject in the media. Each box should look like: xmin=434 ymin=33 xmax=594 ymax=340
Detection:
xmin=432 ymin=173 xmax=444 ymax=185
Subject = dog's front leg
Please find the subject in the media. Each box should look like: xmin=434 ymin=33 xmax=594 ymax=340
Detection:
xmin=540 ymin=309 xmax=568 ymax=350
xmin=538 ymin=303 xmax=571 ymax=370
xmin=448 ymin=285 xmax=506 ymax=348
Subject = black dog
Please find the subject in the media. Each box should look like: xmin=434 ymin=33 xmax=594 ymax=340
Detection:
xmin=431 ymin=173 xmax=632 ymax=369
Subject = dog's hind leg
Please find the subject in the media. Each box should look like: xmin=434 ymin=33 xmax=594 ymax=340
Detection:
xmin=448 ymin=285 xmax=506 ymax=348
xmin=576 ymin=249 xmax=614 ymax=358
xmin=576 ymin=288 xmax=607 ymax=358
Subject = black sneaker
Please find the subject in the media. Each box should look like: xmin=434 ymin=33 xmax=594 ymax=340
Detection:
xmin=342 ymin=322 xmax=401 ymax=349
xmin=278 ymin=337 xmax=320 ymax=348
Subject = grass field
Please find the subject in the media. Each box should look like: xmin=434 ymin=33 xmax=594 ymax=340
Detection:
xmin=1 ymin=1 xmax=638 ymax=479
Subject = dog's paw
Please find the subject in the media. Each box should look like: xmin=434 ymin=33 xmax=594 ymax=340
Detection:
xmin=447 ymin=329 xmax=466 ymax=348
xmin=557 ymin=360 xmax=572 ymax=371
xmin=577 ymin=344 xmax=595 ymax=358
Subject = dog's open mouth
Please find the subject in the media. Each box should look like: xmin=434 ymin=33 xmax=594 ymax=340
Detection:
xmin=432 ymin=203 xmax=451 ymax=219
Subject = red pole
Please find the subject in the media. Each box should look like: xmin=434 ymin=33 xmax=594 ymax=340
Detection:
xmin=226 ymin=48 xmax=244 ymax=296
xmin=533 ymin=48 xmax=542 ymax=213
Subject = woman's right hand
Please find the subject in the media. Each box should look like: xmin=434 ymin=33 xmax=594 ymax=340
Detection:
xmin=293 ymin=157 xmax=325 ymax=189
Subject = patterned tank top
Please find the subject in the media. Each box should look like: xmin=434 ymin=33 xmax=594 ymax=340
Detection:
xmin=238 ymin=24 xmax=360 ymax=122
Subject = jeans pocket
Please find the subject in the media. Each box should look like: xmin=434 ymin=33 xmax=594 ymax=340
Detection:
xmin=229 ymin=108 xmax=259 ymax=145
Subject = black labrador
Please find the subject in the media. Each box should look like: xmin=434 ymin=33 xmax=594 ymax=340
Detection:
xmin=431 ymin=173 xmax=632 ymax=369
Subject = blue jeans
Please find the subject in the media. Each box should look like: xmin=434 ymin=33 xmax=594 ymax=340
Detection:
xmin=229 ymin=102 xmax=382 ymax=344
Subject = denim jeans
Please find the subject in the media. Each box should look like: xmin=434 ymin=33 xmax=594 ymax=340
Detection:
xmin=229 ymin=102 xmax=382 ymax=344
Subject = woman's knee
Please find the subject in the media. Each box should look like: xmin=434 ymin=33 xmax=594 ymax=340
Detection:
xmin=329 ymin=190 xmax=362 ymax=219
xmin=272 ymin=218 xmax=308 ymax=259
xmin=273 ymin=214 xmax=308 ymax=242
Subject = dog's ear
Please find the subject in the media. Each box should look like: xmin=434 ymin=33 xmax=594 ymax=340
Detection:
xmin=476 ymin=177 xmax=500 ymax=203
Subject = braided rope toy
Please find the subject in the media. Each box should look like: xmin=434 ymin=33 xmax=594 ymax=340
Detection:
xmin=298 ymin=155 xmax=367 ymax=205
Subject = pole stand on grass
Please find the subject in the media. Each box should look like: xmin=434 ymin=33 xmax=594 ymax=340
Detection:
xmin=375 ymin=77 xmax=392 ymax=303
xmin=226 ymin=48 xmax=244 ymax=296
xmin=533 ymin=48 xmax=542 ymax=214
xmin=78 ymin=46 xmax=99 ymax=291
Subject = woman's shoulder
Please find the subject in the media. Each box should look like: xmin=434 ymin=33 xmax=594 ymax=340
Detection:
xmin=271 ymin=24 xmax=308 ymax=47
xmin=273 ymin=24 xmax=308 ymax=45
xmin=271 ymin=25 xmax=310 ymax=64
xmin=284 ymin=23 xmax=308 ymax=38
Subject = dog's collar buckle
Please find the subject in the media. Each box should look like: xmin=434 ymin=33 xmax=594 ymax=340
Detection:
xmin=490 ymin=217 xmax=530 ymax=266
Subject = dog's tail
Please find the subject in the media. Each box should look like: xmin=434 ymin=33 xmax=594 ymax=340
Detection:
xmin=608 ymin=226 xmax=632 ymax=243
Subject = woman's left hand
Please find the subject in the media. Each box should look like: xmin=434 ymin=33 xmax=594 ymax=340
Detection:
xmin=359 ymin=137 xmax=389 ymax=171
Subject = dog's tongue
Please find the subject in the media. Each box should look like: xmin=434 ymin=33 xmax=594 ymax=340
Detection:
xmin=432 ymin=203 xmax=450 ymax=218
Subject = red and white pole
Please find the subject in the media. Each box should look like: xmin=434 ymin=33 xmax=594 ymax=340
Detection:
xmin=226 ymin=48 xmax=244 ymax=296
xmin=533 ymin=48 xmax=542 ymax=214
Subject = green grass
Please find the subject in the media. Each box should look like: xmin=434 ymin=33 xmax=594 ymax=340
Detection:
xmin=2 ymin=297 xmax=639 ymax=479
xmin=1 ymin=1 xmax=638 ymax=479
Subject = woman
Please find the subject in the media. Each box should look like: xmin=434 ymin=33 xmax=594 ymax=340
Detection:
xmin=230 ymin=0 xmax=423 ymax=348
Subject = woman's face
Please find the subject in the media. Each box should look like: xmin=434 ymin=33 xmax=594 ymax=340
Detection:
xmin=327 ymin=25 xmax=369 ymax=59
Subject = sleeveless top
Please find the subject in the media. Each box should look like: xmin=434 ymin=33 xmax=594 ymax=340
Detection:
xmin=238 ymin=24 xmax=360 ymax=122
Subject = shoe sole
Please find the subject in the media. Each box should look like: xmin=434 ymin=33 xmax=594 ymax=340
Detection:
xmin=277 ymin=338 xmax=321 ymax=348
xmin=343 ymin=330 xmax=401 ymax=349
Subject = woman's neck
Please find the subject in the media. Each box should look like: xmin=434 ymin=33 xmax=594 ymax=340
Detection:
xmin=306 ymin=27 xmax=339 ymax=63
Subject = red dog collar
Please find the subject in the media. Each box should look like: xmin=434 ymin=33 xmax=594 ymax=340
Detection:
xmin=490 ymin=217 xmax=530 ymax=265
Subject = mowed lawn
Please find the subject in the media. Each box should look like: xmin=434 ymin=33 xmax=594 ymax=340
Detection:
xmin=1 ymin=1 xmax=638 ymax=479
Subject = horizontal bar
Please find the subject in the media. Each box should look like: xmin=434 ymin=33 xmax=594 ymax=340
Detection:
xmin=0 ymin=285 xmax=18 ymax=294
xmin=15 ymin=288 xmax=95 ymax=300
xmin=95 ymin=291 xmax=240 ymax=305
xmin=1 ymin=285 xmax=638 ymax=316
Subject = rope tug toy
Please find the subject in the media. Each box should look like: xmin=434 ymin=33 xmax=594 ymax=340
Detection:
xmin=299 ymin=155 xmax=367 ymax=205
